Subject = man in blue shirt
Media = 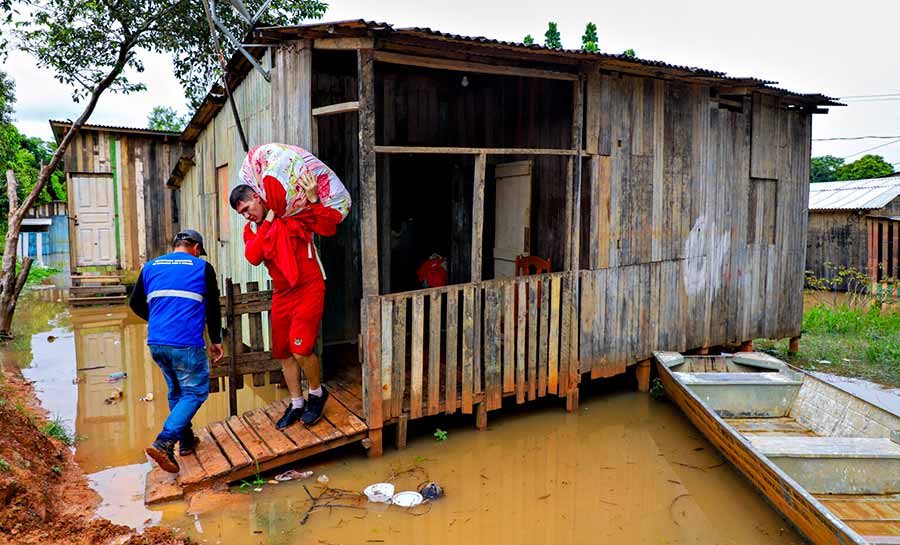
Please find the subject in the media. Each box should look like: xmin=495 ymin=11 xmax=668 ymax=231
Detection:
xmin=129 ymin=229 xmax=224 ymax=473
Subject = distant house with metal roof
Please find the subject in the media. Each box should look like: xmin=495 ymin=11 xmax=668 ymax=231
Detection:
xmin=49 ymin=121 xmax=190 ymax=301
xmin=806 ymin=174 xmax=900 ymax=286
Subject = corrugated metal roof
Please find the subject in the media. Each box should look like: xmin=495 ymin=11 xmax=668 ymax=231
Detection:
xmin=809 ymin=175 xmax=900 ymax=211
xmin=49 ymin=120 xmax=181 ymax=143
xmin=255 ymin=20 xmax=842 ymax=106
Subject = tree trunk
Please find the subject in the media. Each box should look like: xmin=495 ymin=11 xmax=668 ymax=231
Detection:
xmin=0 ymin=43 xmax=132 ymax=338
xmin=0 ymin=170 xmax=23 ymax=338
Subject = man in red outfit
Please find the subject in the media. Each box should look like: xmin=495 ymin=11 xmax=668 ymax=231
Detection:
xmin=230 ymin=166 xmax=343 ymax=429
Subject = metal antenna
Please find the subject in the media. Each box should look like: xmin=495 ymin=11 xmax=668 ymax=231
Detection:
xmin=209 ymin=0 xmax=271 ymax=82
xmin=201 ymin=0 xmax=249 ymax=153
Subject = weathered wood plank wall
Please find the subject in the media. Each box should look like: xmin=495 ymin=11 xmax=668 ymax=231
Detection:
xmin=580 ymin=70 xmax=810 ymax=353
xmin=806 ymin=195 xmax=900 ymax=286
xmin=61 ymin=127 xmax=187 ymax=273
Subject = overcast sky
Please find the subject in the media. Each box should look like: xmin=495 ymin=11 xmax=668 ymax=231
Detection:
xmin=4 ymin=0 xmax=899 ymax=167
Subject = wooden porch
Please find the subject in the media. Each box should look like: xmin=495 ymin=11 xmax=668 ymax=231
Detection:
xmin=144 ymin=371 xmax=367 ymax=505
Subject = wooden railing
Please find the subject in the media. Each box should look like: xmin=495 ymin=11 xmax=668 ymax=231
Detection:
xmin=867 ymin=217 xmax=900 ymax=300
xmin=363 ymin=271 xmax=582 ymax=429
xmin=212 ymin=279 xmax=281 ymax=415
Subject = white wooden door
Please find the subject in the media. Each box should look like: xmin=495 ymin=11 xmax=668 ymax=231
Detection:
xmin=72 ymin=176 xmax=117 ymax=266
xmin=493 ymin=161 xmax=532 ymax=278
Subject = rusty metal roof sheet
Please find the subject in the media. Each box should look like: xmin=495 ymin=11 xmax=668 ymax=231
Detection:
xmin=49 ymin=119 xmax=180 ymax=143
xmin=255 ymin=19 xmax=841 ymax=105
xmin=809 ymin=175 xmax=900 ymax=211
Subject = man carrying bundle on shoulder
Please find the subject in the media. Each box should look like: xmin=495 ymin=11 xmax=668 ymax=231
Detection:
xmin=230 ymin=143 xmax=350 ymax=429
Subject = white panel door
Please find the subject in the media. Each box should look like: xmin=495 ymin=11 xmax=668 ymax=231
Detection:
xmin=72 ymin=176 xmax=117 ymax=266
xmin=493 ymin=161 xmax=533 ymax=278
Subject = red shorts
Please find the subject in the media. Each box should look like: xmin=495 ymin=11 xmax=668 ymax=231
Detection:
xmin=270 ymin=281 xmax=325 ymax=359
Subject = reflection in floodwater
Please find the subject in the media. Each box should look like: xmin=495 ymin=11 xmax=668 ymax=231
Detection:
xmin=20 ymin=300 xmax=807 ymax=544
xmin=67 ymin=306 xmax=284 ymax=473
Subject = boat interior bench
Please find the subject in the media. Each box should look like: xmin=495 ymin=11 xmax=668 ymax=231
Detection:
xmin=749 ymin=436 xmax=900 ymax=495
xmin=674 ymin=371 xmax=802 ymax=418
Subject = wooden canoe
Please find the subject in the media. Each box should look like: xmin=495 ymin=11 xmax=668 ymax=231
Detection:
xmin=655 ymin=351 xmax=900 ymax=545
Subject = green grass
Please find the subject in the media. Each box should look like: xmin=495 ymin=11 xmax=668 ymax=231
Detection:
xmin=40 ymin=415 xmax=75 ymax=447
xmin=755 ymin=299 xmax=900 ymax=387
xmin=0 ymin=458 xmax=9 ymax=472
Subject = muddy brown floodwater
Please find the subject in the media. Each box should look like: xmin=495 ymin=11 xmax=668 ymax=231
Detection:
xmin=21 ymin=301 xmax=808 ymax=545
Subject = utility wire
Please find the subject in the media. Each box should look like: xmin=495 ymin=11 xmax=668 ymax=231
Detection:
xmin=814 ymin=136 xmax=900 ymax=141
xmin=840 ymin=98 xmax=900 ymax=103
xmin=840 ymin=137 xmax=900 ymax=160
xmin=840 ymin=93 xmax=900 ymax=99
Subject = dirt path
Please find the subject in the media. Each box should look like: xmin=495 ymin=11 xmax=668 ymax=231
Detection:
xmin=0 ymin=357 xmax=189 ymax=545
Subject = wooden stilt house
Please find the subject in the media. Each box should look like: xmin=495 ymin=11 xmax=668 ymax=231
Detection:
xmin=170 ymin=20 xmax=838 ymax=454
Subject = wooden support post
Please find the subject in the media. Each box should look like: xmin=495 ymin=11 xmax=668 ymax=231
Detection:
xmin=357 ymin=48 xmax=385 ymax=437
xmin=738 ymin=340 xmax=753 ymax=352
xmin=225 ymin=278 xmax=238 ymax=416
xmin=395 ymin=413 xmax=408 ymax=450
xmin=471 ymin=154 xmax=487 ymax=283
xmin=566 ymin=76 xmax=584 ymax=395
xmin=358 ymin=47 xmax=379 ymax=298
xmin=565 ymin=388 xmax=579 ymax=412
xmin=788 ymin=336 xmax=800 ymax=356
xmin=636 ymin=359 xmax=651 ymax=393
xmin=365 ymin=428 xmax=383 ymax=458
xmin=475 ymin=402 xmax=488 ymax=431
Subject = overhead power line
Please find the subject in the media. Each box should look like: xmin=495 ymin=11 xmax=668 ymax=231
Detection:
xmin=840 ymin=137 xmax=900 ymax=160
xmin=839 ymin=93 xmax=900 ymax=99
xmin=813 ymin=136 xmax=900 ymax=141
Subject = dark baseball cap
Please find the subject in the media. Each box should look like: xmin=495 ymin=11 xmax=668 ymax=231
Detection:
xmin=173 ymin=229 xmax=208 ymax=256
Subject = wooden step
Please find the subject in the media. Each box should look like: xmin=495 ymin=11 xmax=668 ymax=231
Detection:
xmin=70 ymin=285 xmax=126 ymax=296
xmin=70 ymin=295 xmax=128 ymax=307
xmin=143 ymin=393 xmax=369 ymax=505
xmin=71 ymin=275 xmax=122 ymax=286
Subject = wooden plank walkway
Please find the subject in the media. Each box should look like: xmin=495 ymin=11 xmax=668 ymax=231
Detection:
xmin=145 ymin=386 xmax=368 ymax=505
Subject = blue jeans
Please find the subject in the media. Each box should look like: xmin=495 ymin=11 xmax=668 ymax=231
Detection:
xmin=148 ymin=344 xmax=210 ymax=443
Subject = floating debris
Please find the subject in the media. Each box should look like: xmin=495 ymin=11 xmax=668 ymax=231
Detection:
xmin=140 ymin=393 xmax=154 ymax=402
xmin=391 ymin=491 xmax=423 ymax=508
xmin=363 ymin=483 xmax=394 ymax=503
xmin=275 ymin=469 xmax=313 ymax=482
xmin=108 ymin=371 xmax=127 ymax=382
xmin=420 ymin=482 xmax=443 ymax=501
xmin=317 ymin=474 xmax=330 ymax=484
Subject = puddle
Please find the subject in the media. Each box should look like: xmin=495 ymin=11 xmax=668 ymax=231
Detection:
xmin=88 ymin=463 xmax=162 ymax=531
xmin=11 ymin=295 xmax=815 ymax=544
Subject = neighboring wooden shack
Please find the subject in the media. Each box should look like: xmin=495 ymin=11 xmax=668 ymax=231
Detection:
xmin=20 ymin=200 xmax=69 ymax=274
xmin=170 ymin=20 xmax=837 ymax=453
xmin=807 ymin=175 xmax=900 ymax=289
xmin=50 ymin=122 xmax=190 ymax=279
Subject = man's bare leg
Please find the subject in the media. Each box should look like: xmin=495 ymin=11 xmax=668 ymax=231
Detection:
xmin=291 ymin=352 xmax=320 ymax=390
xmin=280 ymin=357 xmax=303 ymax=399
xmin=276 ymin=357 xmax=305 ymax=429
xmin=291 ymin=352 xmax=328 ymax=425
